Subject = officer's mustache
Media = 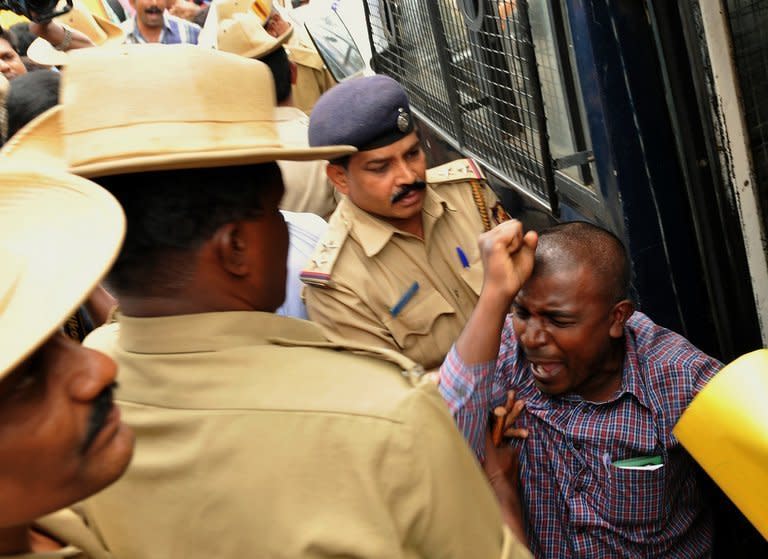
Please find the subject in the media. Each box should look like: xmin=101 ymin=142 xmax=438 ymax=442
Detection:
xmin=390 ymin=181 xmax=426 ymax=205
xmin=81 ymin=383 xmax=117 ymax=454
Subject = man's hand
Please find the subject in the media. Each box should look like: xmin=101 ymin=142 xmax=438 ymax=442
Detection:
xmin=29 ymin=21 xmax=95 ymax=52
xmin=478 ymin=220 xmax=537 ymax=306
xmin=169 ymin=0 xmax=202 ymax=21
xmin=491 ymin=390 xmax=528 ymax=446
xmin=483 ymin=427 xmax=527 ymax=545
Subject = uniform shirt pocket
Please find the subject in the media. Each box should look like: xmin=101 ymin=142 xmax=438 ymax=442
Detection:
xmin=603 ymin=465 xmax=666 ymax=526
xmin=384 ymin=287 xmax=456 ymax=348
xmin=458 ymin=259 xmax=484 ymax=296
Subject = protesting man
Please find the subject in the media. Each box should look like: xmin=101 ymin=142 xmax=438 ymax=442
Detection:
xmin=440 ymin=220 xmax=720 ymax=557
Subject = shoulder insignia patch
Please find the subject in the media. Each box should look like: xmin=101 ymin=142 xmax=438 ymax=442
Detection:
xmin=300 ymin=212 xmax=350 ymax=288
xmin=426 ymin=158 xmax=486 ymax=185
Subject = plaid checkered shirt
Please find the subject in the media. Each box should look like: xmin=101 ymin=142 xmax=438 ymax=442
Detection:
xmin=439 ymin=311 xmax=721 ymax=558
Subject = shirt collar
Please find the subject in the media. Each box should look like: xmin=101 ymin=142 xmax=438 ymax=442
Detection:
xmin=337 ymin=186 xmax=456 ymax=257
xmin=116 ymin=311 xmax=328 ymax=354
xmin=617 ymin=322 xmax=652 ymax=409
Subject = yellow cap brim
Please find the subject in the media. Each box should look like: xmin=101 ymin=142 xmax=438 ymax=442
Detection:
xmin=673 ymin=349 xmax=768 ymax=539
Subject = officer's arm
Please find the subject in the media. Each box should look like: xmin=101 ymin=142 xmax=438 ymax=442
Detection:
xmin=304 ymin=283 xmax=401 ymax=353
xmin=390 ymin=384 xmax=531 ymax=558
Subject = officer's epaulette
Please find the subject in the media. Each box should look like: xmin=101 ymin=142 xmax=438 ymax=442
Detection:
xmin=426 ymin=158 xmax=486 ymax=185
xmin=299 ymin=213 xmax=350 ymax=288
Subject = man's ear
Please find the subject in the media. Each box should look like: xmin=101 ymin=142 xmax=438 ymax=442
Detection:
xmin=609 ymin=299 xmax=635 ymax=338
xmin=326 ymin=164 xmax=350 ymax=196
xmin=214 ymin=222 xmax=249 ymax=277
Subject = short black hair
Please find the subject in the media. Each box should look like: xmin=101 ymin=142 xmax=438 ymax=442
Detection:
xmin=261 ymin=46 xmax=291 ymax=104
xmin=535 ymin=221 xmax=633 ymax=304
xmin=9 ymin=22 xmax=34 ymax=56
xmin=93 ymin=163 xmax=283 ymax=297
xmin=5 ymin=69 xmax=59 ymax=140
xmin=0 ymin=26 xmax=19 ymax=53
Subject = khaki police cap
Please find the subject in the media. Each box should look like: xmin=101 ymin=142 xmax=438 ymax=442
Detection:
xmin=0 ymin=44 xmax=355 ymax=178
xmin=0 ymin=167 xmax=125 ymax=379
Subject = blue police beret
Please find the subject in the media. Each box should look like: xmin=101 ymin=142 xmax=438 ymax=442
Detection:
xmin=308 ymin=75 xmax=415 ymax=152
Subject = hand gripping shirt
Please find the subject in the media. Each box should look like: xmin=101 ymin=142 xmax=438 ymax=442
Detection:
xmin=440 ymin=311 xmax=721 ymax=558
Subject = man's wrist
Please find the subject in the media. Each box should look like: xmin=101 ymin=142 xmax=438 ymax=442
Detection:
xmin=53 ymin=26 xmax=73 ymax=51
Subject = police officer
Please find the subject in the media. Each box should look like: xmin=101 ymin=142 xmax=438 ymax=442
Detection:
xmin=0 ymin=167 xmax=132 ymax=558
xmin=3 ymin=46 xmax=529 ymax=558
xmin=302 ymin=74 xmax=510 ymax=370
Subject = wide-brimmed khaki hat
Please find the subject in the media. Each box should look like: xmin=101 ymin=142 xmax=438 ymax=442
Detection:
xmin=673 ymin=349 xmax=768 ymax=539
xmin=0 ymin=44 xmax=354 ymax=178
xmin=202 ymin=0 xmax=292 ymax=49
xmin=26 ymin=1 xmax=126 ymax=67
xmin=217 ymin=11 xmax=286 ymax=59
xmin=0 ymin=167 xmax=125 ymax=379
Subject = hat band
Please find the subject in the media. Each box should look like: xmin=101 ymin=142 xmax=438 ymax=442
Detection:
xmin=358 ymin=125 xmax=416 ymax=152
xmin=65 ymin=120 xmax=283 ymax=169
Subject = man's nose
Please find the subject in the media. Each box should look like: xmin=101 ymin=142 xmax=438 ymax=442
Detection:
xmin=67 ymin=344 xmax=119 ymax=402
xmin=394 ymin=158 xmax=418 ymax=185
xmin=520 ymin=316 xmax=548 ymax=348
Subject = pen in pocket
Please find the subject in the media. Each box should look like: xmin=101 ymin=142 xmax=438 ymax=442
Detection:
xmin=456 ymin=246 xmax=470 ymax=268
xmin=390 ymin=281 xmax=420 ymax=317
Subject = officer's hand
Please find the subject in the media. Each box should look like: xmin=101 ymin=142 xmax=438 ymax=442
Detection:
xmin=478 ymin=220 xmax=537 ymax=303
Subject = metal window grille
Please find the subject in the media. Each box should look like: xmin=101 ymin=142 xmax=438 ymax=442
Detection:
xmin=365 ymin=0 xmax=558 ymax=212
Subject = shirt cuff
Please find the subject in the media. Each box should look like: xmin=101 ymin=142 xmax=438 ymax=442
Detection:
xmin=439 ymin=345 xmax=497 ymax=457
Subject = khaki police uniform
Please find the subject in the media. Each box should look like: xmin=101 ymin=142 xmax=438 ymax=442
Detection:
xmin=277 ymin=106 xmax=338 ymax=218
xmin=302 ymin=159 xmax=509 ymax=370
xmin=285 ymin=36 xmax=336 ymax=115
xmin=81 ymin=312 xmax=530 ymax=559
xmin=1 ymin=509 xmax=112 ymax=559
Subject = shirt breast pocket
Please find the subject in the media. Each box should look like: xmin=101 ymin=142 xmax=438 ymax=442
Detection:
xmin=458 ymin=258 xmax=484 ymax=296
xmin=383 ymin=287 xmax=455 ymax=349
xmin=603 ymin=466 xmax=667 ymax=526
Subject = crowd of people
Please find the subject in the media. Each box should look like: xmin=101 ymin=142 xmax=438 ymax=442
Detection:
xmin=0 ymin=0 xmax=752 ymax=557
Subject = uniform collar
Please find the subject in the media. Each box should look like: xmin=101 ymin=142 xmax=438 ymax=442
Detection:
xmin=337 ymin=186 xmax=456 ymax=257
xmin=116 ymin=311 xmax=327 ymax=354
